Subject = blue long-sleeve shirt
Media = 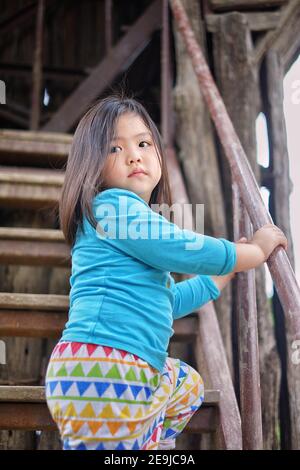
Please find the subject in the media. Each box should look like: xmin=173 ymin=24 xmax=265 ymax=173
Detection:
xmin=60 ymin=187 xmax=237 ymax=372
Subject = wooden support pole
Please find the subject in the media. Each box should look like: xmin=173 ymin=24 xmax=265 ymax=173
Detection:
xmin=169 ymin=0 xmax=300 ymax=341
xmin=233 ymin=183 xmax=263 ymax=449
xmin=30 ymin=0 xmax=45 ymax=130
xmin=161 ymin=0 xmax=173 ymax=147
xmin=264 ymin=48 xmax=300 ymax=450
xmin=169 ymin=0 xmax=300 ymax=449
xmin=105 ymin=0 xmax=113 ymax=54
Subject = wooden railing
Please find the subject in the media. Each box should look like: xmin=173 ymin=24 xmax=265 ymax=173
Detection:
xmin=160 ymin=0 xmax=243 ymax=449
xmin=168 ymin=0 xmax=300 ymax=449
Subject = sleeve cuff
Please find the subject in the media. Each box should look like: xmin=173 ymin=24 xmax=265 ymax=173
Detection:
xmin=218 ymin=239 xmax=237 ymax=275
xmin=203 ymin=275 xmax=221 ymax=301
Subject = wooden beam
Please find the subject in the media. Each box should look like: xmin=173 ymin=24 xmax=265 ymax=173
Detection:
xmin=209 ymin=0 xmax=286 ymax=11
xmin=42 ymin=0 xmax=162 ymax=132
xmin=0 ymin=63 xmax=87 ymax=82
xmin=206 ymin=12 xmax=281 ymax=32
xmin=270 ymin=3 xmax=300 ymax=70
xmin=253 ymin=0 xmax=300 ymax=66
xmin=0 ymin=108 xmax=28 ymax=127
xmin=0 ymin=2 xmax=37 ymax=36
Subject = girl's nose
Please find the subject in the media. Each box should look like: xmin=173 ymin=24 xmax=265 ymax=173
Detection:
xmin=128 ymin=153 xmax=142 ymax=164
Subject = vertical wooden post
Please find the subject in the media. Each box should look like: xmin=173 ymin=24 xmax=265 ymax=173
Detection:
xmin=264 ymin=48 xmax=300 ymax=450
xmin=105 ymin=0 xmax=113 ymax=54
xmin=233 ymin=182 xmax=263 ymax=449
xmin=169 ymin=0 xmax=300 ymax=448
xmin=168 ymin=0 xmax=300 ymax=344
xmin=30 ymin=0 xmax=45 ymax=130
xmin=161 ymin=0 xmax=173 ymax=147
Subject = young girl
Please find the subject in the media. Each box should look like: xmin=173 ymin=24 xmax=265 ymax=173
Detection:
xmin=45 ymin=93 xmax=288 ymax=451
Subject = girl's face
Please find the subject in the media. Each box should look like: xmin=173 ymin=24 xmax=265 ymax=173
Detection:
xmin=101 ymin=113 xmax=162 ymax=204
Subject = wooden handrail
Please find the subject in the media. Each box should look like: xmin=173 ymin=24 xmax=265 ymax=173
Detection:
xmin=169 ymin=0 xmax=300 ymax=450
xmin=168 ymin=0 xmax=300 ymax=347
xmin=169 ymin=0 xmax=300 ymax=342
xmin=160 ymin=1 xmax=242 ymax=448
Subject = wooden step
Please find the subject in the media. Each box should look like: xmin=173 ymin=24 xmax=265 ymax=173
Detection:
xmin=0 ymin=130 xmax=71 ymax=168
xmin=0 ymin=386 xmax=220 ymax=432
xmin=0 ymin=227 xmax=70 ymax=266
xmin=0 ymin=292 xmax=198 ymax=341
xmin=0 ymin=166 xmax=64 ymax=209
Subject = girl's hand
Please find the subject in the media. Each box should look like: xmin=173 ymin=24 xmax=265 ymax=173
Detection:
xmin=250 ymin=223 xmax=288 ymax=262
xmin=236 ymin=237 xmax=248 ymax=244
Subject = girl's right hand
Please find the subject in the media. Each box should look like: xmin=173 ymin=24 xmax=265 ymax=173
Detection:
xmin=250 ymin=223 xmax=288 ymax=262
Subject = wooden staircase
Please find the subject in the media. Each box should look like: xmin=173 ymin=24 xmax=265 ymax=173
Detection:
xmin=0 ymin=130 xmax=240 ymax=449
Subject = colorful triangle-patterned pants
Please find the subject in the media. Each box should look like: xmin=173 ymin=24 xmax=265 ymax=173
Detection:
xmin=45 ymin=341 xmax=205 ymax=450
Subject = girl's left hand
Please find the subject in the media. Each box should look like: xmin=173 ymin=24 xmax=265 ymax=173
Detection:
xmin=236 ymin=237 xmax=248 ymax=244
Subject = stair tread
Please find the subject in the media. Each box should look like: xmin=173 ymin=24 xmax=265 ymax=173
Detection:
xmin=0 ymin=385 xmax=220 ymax=405
xmin=0 ymin=130 xmax=72 ymax=156
xmin=0 ymin=228 xmax=70 ymax=266
xmin=0 ymin=291 xmax=69 ymax=310
xmin=0 ymin=227 xmax=64 ymax=241
xmin=0 ymin=291 xmax=198 ymax=340
xmin=0 ymin=166 xmax=65 ymax=185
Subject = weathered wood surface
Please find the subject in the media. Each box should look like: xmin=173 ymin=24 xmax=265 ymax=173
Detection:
xmin=0 ymin=167 xmax=64 ymax=209
xmin=264 ymin=48 xmax=300 ymax=450
xmin=30 ymin=0 xmax=45 ymax=130
xmin=0 ymin=209 xmax=57 ymax=448
xmin=0 ymin=385 xmax=220 ymax=440
xmin=0 ymin=228 xmax=65 ymax=242
xmin=170 ymin=0 xmax=300 ymax=449
xmin=195 ymin=302 xmax=243 ymax=449
xmin=42 ymin=0 xmax=162 ymax=132
xmin=0 ymin=385 xmax=220 ymax=404
xmin=209 ymin=0 xmax=287 ymax=11
xmin=212 ymin=12 xmax=281 ymax=449
xmin=0 ymin=291 xmax=198 ymax=341
xmin=253 ymin=0 xmax=300 ymax=66
xmin=0 ymin=230 xmax=70 ymax=266
xmin=165 ymin=145 xmax=242 ymax=450
xmin=172 ymin=0 xmax=234 ymax=384
xmin=206 ymin=11 xmax=281 ymax=32
xmin=233 ymin=182 xmax=263 ymax=449
xmin=0 ymin=130 xmax=71 ymax=167
xmin=269 ymin=2 xmax=300 ymax=70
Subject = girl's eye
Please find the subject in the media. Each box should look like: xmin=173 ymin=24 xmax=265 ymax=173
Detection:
xmin=110 ymin=146 xmax=121 ymax=153
xmin=110 ymin=141 xmax=151 ymax=153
